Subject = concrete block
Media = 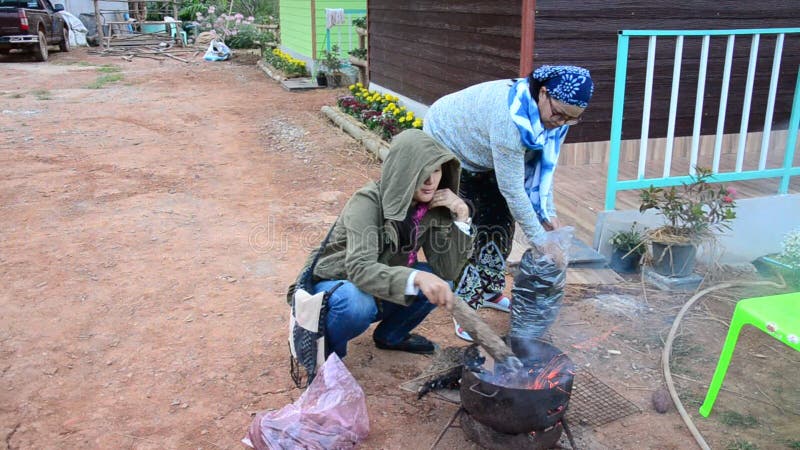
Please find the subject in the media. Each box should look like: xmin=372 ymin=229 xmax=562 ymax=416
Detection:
xmin=643 ymin=267 xmax=703 ymax=291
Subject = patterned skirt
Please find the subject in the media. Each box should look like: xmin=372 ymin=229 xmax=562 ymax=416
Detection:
xmin=455 ymin=170 xmax=515 ymax=309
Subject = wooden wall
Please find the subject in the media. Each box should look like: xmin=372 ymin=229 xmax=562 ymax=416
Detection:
xmin=533 ymin=0 xmax=800 ymax=142
xmin=368 ymin=0 xmax=521 ymax=107
xmin=368 ymin=0 xmax=800 ymax=144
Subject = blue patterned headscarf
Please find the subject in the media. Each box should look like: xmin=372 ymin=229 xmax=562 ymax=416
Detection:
xmin=533 ymin=65 xmax=594 ymax=108
xmin=508 ymin=65 xmax=593 ymax=224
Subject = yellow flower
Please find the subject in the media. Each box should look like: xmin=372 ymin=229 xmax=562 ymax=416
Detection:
xmin=386 ymin=102 xmax=396 ymax=111
xmin=413 ymin=119 xmax=422 ymax=128
xmin=356 ymin=82 xmax=363 ymax=88
xmin=349 ymin=84 xmax=355 ymax=90
xmin=399 ymin=117 xmax=406 ymax=123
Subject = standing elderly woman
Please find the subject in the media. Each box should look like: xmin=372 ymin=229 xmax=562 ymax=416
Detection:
xmin=423 ymin=65 xmax=594 ymax=341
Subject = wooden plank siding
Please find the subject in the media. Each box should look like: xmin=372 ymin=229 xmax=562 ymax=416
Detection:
xmin=368 ymin=0 xmax=800 ymax=144
xmin=368 ymin=0 xmax=521 ymax=108
xmin=279 ymin=0 xmax=313 ymax=58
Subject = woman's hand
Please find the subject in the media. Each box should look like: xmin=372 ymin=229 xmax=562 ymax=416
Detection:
xmin=414 ymin=272 xmax=455 ymax=311
xmin=542 ymin=217 xmax=561 ymax=231
xmin=430 ymin=189 xmax=470 ymax=221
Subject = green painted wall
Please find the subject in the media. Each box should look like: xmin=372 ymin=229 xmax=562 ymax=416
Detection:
xmin=278 ymin=0 xmax=366 ymax=65
xmin=315 ymin=1 xmax=366 ymax=59
xmin=279 ymin=1 xmax=313 ymax=58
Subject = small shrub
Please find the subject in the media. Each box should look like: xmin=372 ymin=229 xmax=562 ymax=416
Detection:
xmin=225 ymin=25 xmax=274 ymax=49
xmin=609 ymin=223 xmax=646 ymax=254
xmin=319 ymin=44 xmax=343 ymax=74
xmin=639 ymin=167 xmax=737 ymax=243
xmin=348 ymin=47 xmax=367 ymax=60
xmin=351 ymin=15 xmax=366 ymax=29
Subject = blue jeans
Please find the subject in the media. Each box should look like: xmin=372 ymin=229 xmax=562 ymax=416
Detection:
xmin=313 ymin=262 xmax=438 ymax=358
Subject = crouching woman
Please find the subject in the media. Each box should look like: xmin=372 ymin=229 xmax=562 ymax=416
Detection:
xmin=299 ymin=129 xmax=474 ymax=358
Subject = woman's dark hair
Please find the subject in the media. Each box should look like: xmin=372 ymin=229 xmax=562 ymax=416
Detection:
xmin=527 ymin=73 xmax=543 ymax=102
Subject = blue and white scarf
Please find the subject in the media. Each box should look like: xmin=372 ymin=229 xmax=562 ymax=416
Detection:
xmin=508 ymin=77 xmax=568 ymax=222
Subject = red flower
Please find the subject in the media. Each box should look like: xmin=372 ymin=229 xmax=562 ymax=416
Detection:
xmin=722 ymin=196 xmax=733 ymax=203
xmin=726 ymin=187 xmax=737 ymax=197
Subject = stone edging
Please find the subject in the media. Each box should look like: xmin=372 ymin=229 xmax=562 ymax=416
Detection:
xmin=257 ymin=60 xmax=286 ymax=82
xmin=321 ymin=105 xmax=390 ymax=161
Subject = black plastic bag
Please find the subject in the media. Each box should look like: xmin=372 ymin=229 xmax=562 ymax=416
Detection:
xmin=509 ymin=227 xmax=573 ymax=339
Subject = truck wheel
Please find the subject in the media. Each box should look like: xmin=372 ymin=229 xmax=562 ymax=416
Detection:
xmin=58 ymin=28 xmax=70 ymax=52
xmin=33 ymin=30 xmax=48 ymax=61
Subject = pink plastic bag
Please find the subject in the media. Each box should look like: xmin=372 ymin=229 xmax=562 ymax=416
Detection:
xmin=243 ymin=353 xmax=370 ymax=449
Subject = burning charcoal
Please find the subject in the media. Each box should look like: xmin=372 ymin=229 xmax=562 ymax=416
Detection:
xmin=651 ymin=386 xmax=671 ymax=413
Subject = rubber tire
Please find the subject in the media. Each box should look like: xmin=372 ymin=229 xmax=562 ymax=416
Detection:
xmin=58 ymin=27 xmax=70 ymax=52
xmin=33 ymin=30 xmax=48 ymax=62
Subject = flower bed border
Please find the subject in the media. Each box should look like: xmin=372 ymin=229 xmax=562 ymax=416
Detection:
xmin=257 ymin=59 xmax=287 ymax=82
xmin=321 ymin=105 xmax=390 ymax=161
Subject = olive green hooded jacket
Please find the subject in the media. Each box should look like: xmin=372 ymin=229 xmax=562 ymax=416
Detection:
xmin=303 ymin=129 xmax=475 ymax=306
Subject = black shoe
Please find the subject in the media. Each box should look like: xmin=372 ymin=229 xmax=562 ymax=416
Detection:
xmin=374 ymin=333 xmax=435 ymax=355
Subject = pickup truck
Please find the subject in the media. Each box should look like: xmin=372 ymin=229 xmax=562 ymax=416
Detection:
xmin=0 ymin=0 xmax=69 ymax=61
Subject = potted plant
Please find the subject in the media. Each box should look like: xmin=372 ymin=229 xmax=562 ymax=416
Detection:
xmin=348 ymin=47 xmax=367 ymax=66
xmin=315 ymin=68 xmax=328 ymax=87
xmin=319 ymin=45 xmax=344 ymax=87
xmin=755 ymin=227 xmax=800 ymax=288
xmin=609 ymin=223 xmax=646 ymax=273
xmin=352 ymin=16 xmax=367 ymax=35
xmin=639 ymin=167 xmax=737 ymax=277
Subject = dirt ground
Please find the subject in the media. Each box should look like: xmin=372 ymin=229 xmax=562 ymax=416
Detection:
xmin=1 ymin=48 xmax=798 ymax=450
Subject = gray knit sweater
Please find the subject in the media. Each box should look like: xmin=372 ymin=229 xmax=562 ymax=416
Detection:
xmin=423 ymin=79 xmax=555 ymax=246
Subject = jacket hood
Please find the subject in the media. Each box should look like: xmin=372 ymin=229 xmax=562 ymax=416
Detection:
xmin=380 ymin=129 xmax=460 ymax=221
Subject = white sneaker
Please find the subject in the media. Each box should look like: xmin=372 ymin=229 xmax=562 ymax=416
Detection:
xmin=453 ymin=318 xmax=474 ymax=342
xmin=482 ymin=293 xmax=511 ymax=313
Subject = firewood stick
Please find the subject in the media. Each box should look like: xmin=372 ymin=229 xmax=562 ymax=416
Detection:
xmin=450 ymin=299 xmax=521 ymax=370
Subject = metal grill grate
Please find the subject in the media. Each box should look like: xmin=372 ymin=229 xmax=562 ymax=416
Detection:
xmin=566 ymin=369 xmax=641 ymax=426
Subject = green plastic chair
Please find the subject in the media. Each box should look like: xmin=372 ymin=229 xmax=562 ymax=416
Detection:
xmin=699 ymin=291 xmax=800 ymax=417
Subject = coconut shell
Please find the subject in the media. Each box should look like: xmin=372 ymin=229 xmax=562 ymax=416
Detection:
xmin=651 ymin=386 xmax=671 ymax=413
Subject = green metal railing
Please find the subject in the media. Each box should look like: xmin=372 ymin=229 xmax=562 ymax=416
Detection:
xmin=604 ymin=28 xmax=800 ymax=210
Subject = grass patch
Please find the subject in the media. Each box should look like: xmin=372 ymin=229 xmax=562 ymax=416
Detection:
xmin=726 ymin=440 xmax=758 ymax=450
xmin=720 ymin=411 xmax=758 ymax=428
xmin=96 ymin=65 xmax=121 ymax=73
xmin=786 ymin=440 xmax=800 ymax=449
xmin=32 ymin=89 xmax=51 ymax=100
xmin=87 ymin=74 xmax=124 ymax=89
xmin=54 ymin=61 xmax=94 ymax=66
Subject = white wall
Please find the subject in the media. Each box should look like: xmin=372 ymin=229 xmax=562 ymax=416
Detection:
xmin=594 ymin=193 xmax=800 ymax=264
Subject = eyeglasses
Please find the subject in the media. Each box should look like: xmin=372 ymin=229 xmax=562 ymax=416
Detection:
xmin=547 ymin=94 xmax=582 ymax=126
